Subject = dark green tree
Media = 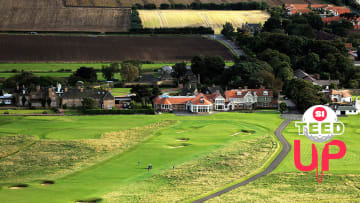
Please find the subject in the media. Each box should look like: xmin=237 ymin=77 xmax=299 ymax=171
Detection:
xmin=221 ymin=22 xmax=235 ymax=38
xmin=81 ymin=97 xmax=98 ymax=110
xmin=101 ymin=63 xmax=120 ymax=81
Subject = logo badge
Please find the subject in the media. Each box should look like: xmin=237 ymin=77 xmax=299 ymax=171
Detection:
xmin=293 ymin=105 xmax=346 ymax=183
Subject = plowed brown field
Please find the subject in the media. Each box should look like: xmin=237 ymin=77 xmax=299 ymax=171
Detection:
xmin=0 ymin=0 xmax=130 ymax=33
xmin=0 ymin=35 xmax=233 ymax=62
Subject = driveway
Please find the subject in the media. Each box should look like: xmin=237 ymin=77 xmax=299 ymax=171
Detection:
xmin=206 ymin=34 xmax=245 ymax=57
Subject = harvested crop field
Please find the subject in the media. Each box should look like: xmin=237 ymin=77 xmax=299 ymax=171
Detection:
xmin=139 ymin=10 xmax=270 ymax=34
xmin=0 ymin=0 xmax=130 ymax=32
xmin=0 ymin=35 xmax=233 ymax=62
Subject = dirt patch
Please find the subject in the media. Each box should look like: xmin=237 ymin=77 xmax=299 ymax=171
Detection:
xmin=0 ymin=35 xmax=233 ymax=62
xmin=9 ymin=184 xmax=28 ymax=189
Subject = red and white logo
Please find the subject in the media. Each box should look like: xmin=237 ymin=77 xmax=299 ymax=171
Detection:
xmin=294 ymin=105 xmax=346 ymax=183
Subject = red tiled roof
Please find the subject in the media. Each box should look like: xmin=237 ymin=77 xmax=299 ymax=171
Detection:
xmin=153 ymin=95 xmax=193 ymax=105
xmin=346 ymin=43 xmax=352 ymax=49
xmin=331 ymin=89 xmax=352 ymax=97
xmin=190 ymin=93 xmax=213 ymax=105
xmin=322 ymin=16 xmax=341 ymax=23
xmin=204 ymin=92 xmax=222 ymax=102
xmin=153 ymin=94 xmax=213 ymax=105
xmin=330 ymin=7 xmax=351 ymax=15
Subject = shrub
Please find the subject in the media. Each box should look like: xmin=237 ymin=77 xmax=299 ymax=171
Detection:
xmin=160 ymin=3 xmax=170 ymax=9
xmin=4 ymin=111 xmax=9 ymax=114
xmin=144 ymin=3 xmax=156 ymax=9
xmin=42 ymin=111 xmax=48 ymax=114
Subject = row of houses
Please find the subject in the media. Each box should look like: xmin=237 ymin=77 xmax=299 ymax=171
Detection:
xmin=153 ymin=88 xmax=277 ymax=113
xmin=285 ymin=4 xmax=360 ymax=27
xmin=0 ymin=83 xmax=135 ymax=110
xmin=285 ymin=4 xmax=351 ymax=16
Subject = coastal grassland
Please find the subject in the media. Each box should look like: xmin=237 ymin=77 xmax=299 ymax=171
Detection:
xmin=0 ymin=112 xmax=282 ymax=202
xmin=139 ymin=10 xmax=270 ymax=34
xmin=210 ymin=115 xmax=360 ymax=202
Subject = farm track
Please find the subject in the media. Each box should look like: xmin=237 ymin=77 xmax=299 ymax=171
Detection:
xmin=192 ymin=119 xmax=291 ymax=202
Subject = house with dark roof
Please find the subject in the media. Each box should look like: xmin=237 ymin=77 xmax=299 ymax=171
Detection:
xmin=14 ymin=84 xmax=61 ymax=107
xmin=293 ymin=69 xmax=339 ymax=87
xmin=225 ymin=89 xmax=277 ymax=110
xmin=62 ymin=87 xmax=115 ymax=109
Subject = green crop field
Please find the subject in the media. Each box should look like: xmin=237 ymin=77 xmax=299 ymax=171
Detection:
xmin=139 ymin=10 xmax=270 ymax=34
xmin=0 ymin=112 xmax=282 ymax=202
xmin=211 ymin=115 xmax=360 ymax=202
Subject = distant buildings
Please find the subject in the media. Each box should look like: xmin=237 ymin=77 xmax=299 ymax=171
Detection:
xmin=293 ymin=69 xmax=339 ymax=87
xmin=153 ymin=88 xmax=277 ymax=113
xmin=2 ymin=83 xmax=116 ymax=109
xmin=285 ymin=4 xmax=357 ymax=26
xmin=285 ymin=4 xmax=351 ymax=16
xmin=327 ymin=89 xmax=360 ymax=116
xmin=62 ymin=87 xmax=115 ymax=109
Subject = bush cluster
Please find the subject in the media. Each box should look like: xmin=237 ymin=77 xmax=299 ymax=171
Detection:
xmin=133 ymin=2 xmax=268 ymax=10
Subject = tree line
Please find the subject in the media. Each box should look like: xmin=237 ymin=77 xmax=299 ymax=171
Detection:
xmin=132 ymin=1 xmax=268 ymax=10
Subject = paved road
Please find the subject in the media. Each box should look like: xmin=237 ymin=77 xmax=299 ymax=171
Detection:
xmin=192 ymin=119 xmax=292 ymax=203
xmin=206 ymin=34 xmax=245 ymax=57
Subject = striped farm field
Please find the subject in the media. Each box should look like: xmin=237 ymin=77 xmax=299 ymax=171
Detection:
xmin=138 ymin=10 xmax=270 ymax=34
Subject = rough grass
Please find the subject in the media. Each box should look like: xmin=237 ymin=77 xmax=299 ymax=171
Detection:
xmin=139 ymin=10 xmax=270 ymax=34
xmin=104 ymin=134 xmax=277 ymax=202
xmin=0 ymin=113 xmax=283 ymax=202
xmin=211 ymin=115 xmax=360 ymax=202
xmin=0 ymin=121 xmax=174 ymax=183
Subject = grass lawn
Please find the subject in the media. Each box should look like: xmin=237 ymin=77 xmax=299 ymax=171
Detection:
xmin=0 ymin=109 xmax=54 ymax=115
xmin=110 ymin=88 xmax=131 ymax=96
xmin=0 ymin=112 xmax=282 ymax=202
xmin=211 ymin=115 xmax=360 ymax=202
xmin=0 ymin=62 xmax=234 ymax=80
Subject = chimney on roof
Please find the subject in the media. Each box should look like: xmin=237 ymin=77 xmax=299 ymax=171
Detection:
xmin=80 ymin=87 xmax=84 ymax=93
xmin=106 ymin=87 xmax=110 ymax=92
xmin=244 ymin=86 xmax=248 ymax=90
xmin=260 ymin=85 xmax=264 ymax=89
xmin=36 ymin=85 xmax=41 ymax=92
xmin=64 ymin=87 xmax=68 ymax=92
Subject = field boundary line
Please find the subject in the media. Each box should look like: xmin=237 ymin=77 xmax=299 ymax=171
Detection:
xmin=189 ymin=119 xmax=291 ymax=203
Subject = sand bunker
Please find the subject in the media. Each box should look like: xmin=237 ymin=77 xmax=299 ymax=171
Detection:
xmin=41 ymin=180 xmax=55 ymax=186
xmin=169 ymin=145 xmax=185 ymax=148
xmin=176 ymin=138 xmax=190 ymax=141
xmin=9 ymin=184 xmax=28 ymax=189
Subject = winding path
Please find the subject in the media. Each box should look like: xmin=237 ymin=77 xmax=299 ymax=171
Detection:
xmin=192 ymin=119 xmax=291 ymax=203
